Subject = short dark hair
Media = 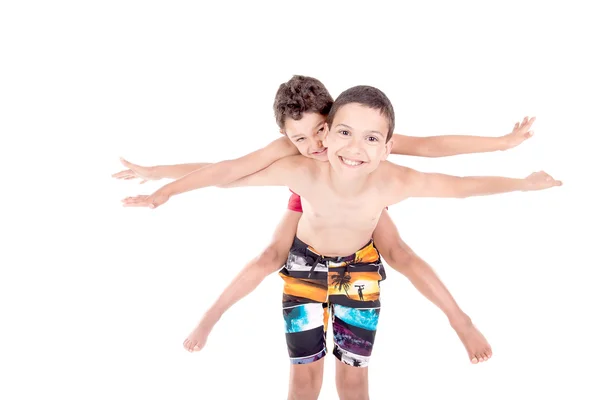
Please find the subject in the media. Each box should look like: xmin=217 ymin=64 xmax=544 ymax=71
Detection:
xmin=273 ymin=75 xmax=334 ymax=129
xmin=326 ymin=85 xmax=395 ymax=142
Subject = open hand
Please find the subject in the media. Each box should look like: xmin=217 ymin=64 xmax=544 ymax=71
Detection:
xmin=503 ymin=116 xmax=536 ymax=149
xmin=524 ymin=171 xmax=562 ymax=191
xmin=112 ymin=158 xmax=157 ymax=184
xmin=121 ymin=188 xmax=170 ymax=209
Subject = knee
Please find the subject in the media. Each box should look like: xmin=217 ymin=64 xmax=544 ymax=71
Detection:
xmin=289 ymin=366 xmax=323 ymax=399
xmin=385 ymin=242 xmax=415 ymax=269
xmin=336 ymin=368 xmax=368 ymax=400
xmin=254 ymin=245 xmax=285 ymax=273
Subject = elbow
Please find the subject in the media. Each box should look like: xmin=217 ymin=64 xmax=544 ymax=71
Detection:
xmin=214 ymin=160 xmax=238 ymax=188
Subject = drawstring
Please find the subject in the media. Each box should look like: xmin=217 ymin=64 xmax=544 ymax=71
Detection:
xmin=308 ymin=255 xmax=324 ymax=278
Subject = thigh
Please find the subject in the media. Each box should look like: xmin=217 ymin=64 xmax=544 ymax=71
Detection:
xmin=283 ymin=302 xmax=328 ymax=365
xmin=331 ymin=304 xmax=381 ymax=368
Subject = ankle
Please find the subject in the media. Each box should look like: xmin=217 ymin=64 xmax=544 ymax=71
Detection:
xmin=448 ymin=312 xmax=472 ymax=329
xmin=199 ymin=310 xmax=221 ymax=329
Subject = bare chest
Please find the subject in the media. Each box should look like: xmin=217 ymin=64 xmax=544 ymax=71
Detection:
xmin=302 ymin=189 xmax=382 ymax=231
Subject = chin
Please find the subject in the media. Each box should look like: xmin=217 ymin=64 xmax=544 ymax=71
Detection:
xmin=309 ymin=149 xmax=329 ymax=162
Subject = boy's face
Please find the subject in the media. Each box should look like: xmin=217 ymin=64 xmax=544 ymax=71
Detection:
xmin=282 ymin=113 xmax=329 ymax=161
xmin=323 ymin=103 xmax=393 ymax=176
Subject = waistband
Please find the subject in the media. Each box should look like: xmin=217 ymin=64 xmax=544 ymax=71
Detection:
xmin=291 ymin=236 xmax=378 ymax=264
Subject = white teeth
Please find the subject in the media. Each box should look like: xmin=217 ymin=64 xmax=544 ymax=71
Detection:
xmin=341 ymin=157 xmax=362 ymax=166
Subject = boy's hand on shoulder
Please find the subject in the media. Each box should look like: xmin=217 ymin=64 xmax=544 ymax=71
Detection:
xmin=121 ymin=187 xmax=171 ymax=209
xmin=523 ymin=171 xmax=562 ymax=191
xmin=502 ymin=116 xmax=535 ymax=150
xmin=112 ymin=158 xmax=157 ymax=184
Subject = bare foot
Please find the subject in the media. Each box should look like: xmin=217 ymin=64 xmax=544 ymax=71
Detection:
xmin=183 ymin=321 xmax=212 ymax=353
xmin=451 ymin=317 xmax=492 ymax=364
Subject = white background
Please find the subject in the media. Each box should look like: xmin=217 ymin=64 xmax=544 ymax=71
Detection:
xmin=1 ymin=1 xmax=598 ymax=399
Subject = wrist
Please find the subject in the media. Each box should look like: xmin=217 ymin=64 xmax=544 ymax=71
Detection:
xmin=160 ymin=181 xmax=177 ymax=197
xmin=148 ymin=165 xmax=160 ymax=180
xmin=519 ymin=177 xmax=532 ymax=192
xmin=498 ymin=135 xmax=512 ymax=151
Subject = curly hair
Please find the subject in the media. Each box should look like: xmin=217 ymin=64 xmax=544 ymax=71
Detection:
xmin=273 ymin=75 xmax=334 ymax=129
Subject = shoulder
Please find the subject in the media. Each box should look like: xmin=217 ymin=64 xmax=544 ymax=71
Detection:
xmin=264 ymin=137 xmax=300 ymax=158
xmin=287 ymin=155 xmax=319 ymax=173
xmin=377 ymin=161 xmax=413 ymax=183
xmin=374 ymin=161 xmax=421 ymax=201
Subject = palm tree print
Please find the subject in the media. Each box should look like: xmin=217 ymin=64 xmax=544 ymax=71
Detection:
xmin=331 ymin=270 xmax=351 ymax=296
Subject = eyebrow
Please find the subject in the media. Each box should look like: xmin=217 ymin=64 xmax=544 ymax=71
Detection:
xmin=289 ymin=121 xmax=325 ymax=139
xmin=335 ymin=123 xmax=384 ymax=137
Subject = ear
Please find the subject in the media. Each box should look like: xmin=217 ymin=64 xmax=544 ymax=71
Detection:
xmin=279 ymin=128 xmax=285 ymax=135
xmin=321 ymin=124 xmax=330 ymax=146
xmin=382 ymin=139 xmax=394 ymax=160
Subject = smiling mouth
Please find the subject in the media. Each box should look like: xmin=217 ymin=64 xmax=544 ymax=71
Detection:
xmin=339 ymin=156 xmax=365 ymax=167
xmin=312 ymin=148 xmax=327 ymax=155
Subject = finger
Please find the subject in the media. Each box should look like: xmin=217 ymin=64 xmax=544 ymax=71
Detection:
xmin=526 ymin=116 xmax=536 ymax=128
xmin=139 ymin=179 xmax=147 ymax=184
xmin=525 ymin=130 xmax=534 ymax=138
xmin=120 ymin=157 xmax=137 ymax=170
xmin=112 ymin=169 xmax=133 ymax=178
xmin=555 ymin=180 xmax=563 ymax=186
xmin=122 ymin=201 xmax=150 ymax=207
xmin=513 ymin=122 xmax=520 ymax=131
xmin=121 ymin=196 xmax=148 ymax=204
xmin=121 ymin=195 xmax=146 ymax=201
xmin=522 ymin=116 xmax=529 ymax=126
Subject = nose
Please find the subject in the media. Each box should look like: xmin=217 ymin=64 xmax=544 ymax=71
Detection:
xmin=310 ymin=136 xmax=324 ymax=150
xmin=346 ymin=135 xmax=364 ymax=154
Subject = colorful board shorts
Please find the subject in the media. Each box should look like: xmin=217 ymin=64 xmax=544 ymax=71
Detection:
xmin=280 ymin=236 xmax=387 ymax=368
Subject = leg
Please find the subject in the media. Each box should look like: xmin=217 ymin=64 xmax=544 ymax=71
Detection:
xmin=330 ymin=303 xmax=378 ymax=400
xmin=335 ymin=359 xmax=369 ymax=400
xmin=284 ymin=302 xmax=329 ymax=399
xmin=183 ymin=210 xmax=302 ymax=352
xmin=372 ymin=210 xmax=492 ymax=363
xmin=288 ymin=359 xmax=325 ymax=400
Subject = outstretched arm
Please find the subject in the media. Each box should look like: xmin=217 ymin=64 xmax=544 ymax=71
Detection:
xmin=392 ymin=116 xmax=535 ymax=158
xmin=387 ymin=163 xmax=561 ymax=202
xmin=162 ymin=137 xmax=299 ymax=196
xmin=112 ymin=159 xmax=212 ymax=182
xmin=121 ymin=154 xmax=311 ymax=208
xmin=120 ymin=139 xmax=302 ymax=208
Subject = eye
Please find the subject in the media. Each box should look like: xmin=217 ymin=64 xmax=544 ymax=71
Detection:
xmin=317 ymin=127 xmax=324 ymax=134
xmin=367 ymin=136 xmax=379 ymax=142
xmin=295 ymin=138 xmax=305 ymax=142
xmin=339 ymin=130 xmax=350 ymax=136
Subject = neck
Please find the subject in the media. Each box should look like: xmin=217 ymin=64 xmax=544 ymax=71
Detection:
xmin=327 ymin=165 xmax=369 ymax=196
